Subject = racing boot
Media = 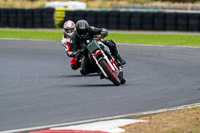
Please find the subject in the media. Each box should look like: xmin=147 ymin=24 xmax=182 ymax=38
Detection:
xmin=103 ymin=40 xmax=126 ymax=65
xmin=116 ymin=54 xmax=126 ymax=65
xmin=121 ymin=77 xmax=126 ymax=84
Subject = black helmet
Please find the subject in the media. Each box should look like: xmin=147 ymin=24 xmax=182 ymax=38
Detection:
xmin=76 ymin=20 xmax=89 ymax=39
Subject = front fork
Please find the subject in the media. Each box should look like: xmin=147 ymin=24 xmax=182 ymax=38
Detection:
xmin=92 ymin=55 xmax=108 ymax=78
xmin=101 ymin=51 xmax=116 ymax=72
xmin=92 ymin=50 xmax=120 ymax=78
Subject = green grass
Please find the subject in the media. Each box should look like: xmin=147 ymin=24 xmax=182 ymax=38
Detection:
xmin=0 ymin=30 xmax=200 ymax=47
xmin=0 ymin=30 xmax=62 ymax=40
xmin=106 ymin=33 xmax=200 ymax=47
xmin=191 ymin=107 xmax=200 ymax=110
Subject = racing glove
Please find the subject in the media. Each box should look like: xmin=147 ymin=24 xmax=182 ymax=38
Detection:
xmin=100 ymin=28 xmax=108 ymax=38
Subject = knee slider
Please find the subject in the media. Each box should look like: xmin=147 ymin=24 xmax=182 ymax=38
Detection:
xmin=106 ymin=40 xmax=116 ymax=47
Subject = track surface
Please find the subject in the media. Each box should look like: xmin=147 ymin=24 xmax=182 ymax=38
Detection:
xmin=0 ymin=39 xmax=200 ymax=131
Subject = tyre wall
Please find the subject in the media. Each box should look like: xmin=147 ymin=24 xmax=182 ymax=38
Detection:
xmin=64 ymin=10 xmax=200 ymax=31
xmin=0 ymin=8 xmax=55 ymax=28
xmin=1 ymin=8 xmax=200 ymax=31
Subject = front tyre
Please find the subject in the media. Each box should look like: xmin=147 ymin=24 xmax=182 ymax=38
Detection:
xmin=99 ymin=60 xmax=120 ymax=86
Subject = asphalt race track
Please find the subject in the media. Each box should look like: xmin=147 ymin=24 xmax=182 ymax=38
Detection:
xmin=0 ymin=39 xmax=200 ymax=131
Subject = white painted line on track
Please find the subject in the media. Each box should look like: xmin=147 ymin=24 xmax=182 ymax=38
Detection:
xmin=51 ymin=119 xmax=147 ymax=133
xmin=2 ymin=102 xmax=200 ymax=133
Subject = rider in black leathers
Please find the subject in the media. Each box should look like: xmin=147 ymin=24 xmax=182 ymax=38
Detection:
xmin=70 ymin=20 xmax=126 ymax=75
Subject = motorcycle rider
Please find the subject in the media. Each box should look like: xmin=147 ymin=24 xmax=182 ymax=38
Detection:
xmin=70 ymin=20 xmax=126 ymax=75
xmin=61 ymin=20 xmax=81 ymax=70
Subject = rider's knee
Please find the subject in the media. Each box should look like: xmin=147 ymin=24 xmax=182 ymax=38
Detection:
xmin=106 ymin=40 xmax=116 ymax=48
xmin=110 ymin=40 xmax=116 ymax=46
xmin=71 ymin=64 xmax=78 ymax=70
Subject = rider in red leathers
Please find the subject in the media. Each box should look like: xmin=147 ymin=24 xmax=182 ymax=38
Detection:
xmin=61 ymin=20 xmax=81 ymax=70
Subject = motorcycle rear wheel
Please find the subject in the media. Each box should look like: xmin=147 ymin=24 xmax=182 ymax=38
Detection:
xmin=99 ymin=59 xmax=121 ymax=86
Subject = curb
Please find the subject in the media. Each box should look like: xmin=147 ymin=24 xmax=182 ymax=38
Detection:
xmin=2 ymin=103 xmax=200 ymax=133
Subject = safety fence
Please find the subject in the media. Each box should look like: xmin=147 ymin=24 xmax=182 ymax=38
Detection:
xmin=64 ymin=10 xmax=200 ymax=31
xmin=0 ymin=8 xmax=55 ymax=28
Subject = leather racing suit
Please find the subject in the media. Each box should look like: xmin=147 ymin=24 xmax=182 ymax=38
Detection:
xmin=61 ymin=33 xmax=81 ymax=70
xmin=70 ymin=26 xmax=124 ymax=75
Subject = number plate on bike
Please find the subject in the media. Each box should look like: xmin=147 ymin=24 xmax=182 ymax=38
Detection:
xmin=86 ymin=40 xmax=101 ymax=54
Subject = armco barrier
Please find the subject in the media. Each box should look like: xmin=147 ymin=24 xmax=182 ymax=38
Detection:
xmin=0 ymin=8 xmax=55 ymax=28
xmin=64 ymin=10 xmax=200 ymax=31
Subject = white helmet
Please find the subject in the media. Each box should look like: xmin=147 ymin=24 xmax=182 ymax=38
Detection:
xmin=63 ymin=20 xmax=75 ymax=37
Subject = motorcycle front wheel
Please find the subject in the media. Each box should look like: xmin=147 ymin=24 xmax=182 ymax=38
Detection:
xmin=99 ymin=59 xmax=121 ymax=86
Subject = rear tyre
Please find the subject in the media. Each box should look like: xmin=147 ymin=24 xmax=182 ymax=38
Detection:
xmin=99 ymin=60 xmax=120 ymax=86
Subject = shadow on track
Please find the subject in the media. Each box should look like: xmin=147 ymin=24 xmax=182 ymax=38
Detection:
xmin=56 ymin=83 xmax=114 ymax=88
xmin=52 ymin=74 xmax=99 ymax=78
xmin=72 ymin=84 xmax=114 ymax=87
xmin=68 ymin=74 xmax=99 ymax=77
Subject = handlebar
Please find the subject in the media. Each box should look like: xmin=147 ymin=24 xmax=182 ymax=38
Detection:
xmin=74 ymin=46 xmax=86 ymax=58
xmin=73 ymin=35 xmax=106 ymax=58
xmin=94 ymin=35 xmax=105 ymax=41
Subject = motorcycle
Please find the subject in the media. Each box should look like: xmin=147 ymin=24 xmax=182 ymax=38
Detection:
xmin=75 ymin=37 xmax=126 ymax=86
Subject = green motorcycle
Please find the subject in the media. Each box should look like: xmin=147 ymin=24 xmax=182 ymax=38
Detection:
xmin=75 ymin=37 xmax=126 ymax=86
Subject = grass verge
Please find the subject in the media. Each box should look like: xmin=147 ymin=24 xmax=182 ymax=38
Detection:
xmin=123 ymin=107 xmax=200 ymax=133
xmin=0 ymin=30 xmax=62 ymax=41
xmin=106 ymin=33 xmax=200 ymax=47
xmin=0 ymin=30 xmax=200 ymax=47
